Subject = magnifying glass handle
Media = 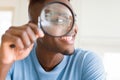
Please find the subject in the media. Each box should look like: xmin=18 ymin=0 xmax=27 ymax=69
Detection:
xmin=10 ymin=44 xmax=15 ymax=48
xmin=38 ymin=16 xmax=41 ymax=27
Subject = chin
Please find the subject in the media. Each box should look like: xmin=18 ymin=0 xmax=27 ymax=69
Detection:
xmin=61 ymin=48 xmax=75 ymax=55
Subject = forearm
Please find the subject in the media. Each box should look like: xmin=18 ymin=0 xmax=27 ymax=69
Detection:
xmin=0 ymin=61 xmax=13 ymax=80
xmin=0 ymin=48 xmax=13 ymax=80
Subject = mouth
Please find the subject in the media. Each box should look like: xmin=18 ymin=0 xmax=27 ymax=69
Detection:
xmin=59 ymin=34 xmax=75 ymax=44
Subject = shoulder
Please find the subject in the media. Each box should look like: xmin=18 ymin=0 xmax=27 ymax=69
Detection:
xmin=67 ymin=48 xmax=102 ymax=69
xmin=72 ymin=48 xmax=100 ymax=61
xmin=73 ymin=48 xmax=105 ymax=80
xmin=69 ymin=48 xmax=105 ymax=72
xmin=73 ymin=48 xmax=103 ymax=67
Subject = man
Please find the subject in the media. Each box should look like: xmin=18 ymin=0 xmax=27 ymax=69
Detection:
xmin=0 ymin=0 xmax=105 ymax=80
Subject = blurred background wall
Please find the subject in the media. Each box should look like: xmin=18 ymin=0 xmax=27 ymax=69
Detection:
xmin=0 ymin=0 xmax=120 ymax=80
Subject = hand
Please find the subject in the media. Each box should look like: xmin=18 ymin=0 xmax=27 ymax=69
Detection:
xmin=0 ymin=22 xmax=44 ymax=64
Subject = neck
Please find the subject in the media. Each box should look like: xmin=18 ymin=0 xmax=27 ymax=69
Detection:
xmin=36 ymin=44 xmax=64 ymax=71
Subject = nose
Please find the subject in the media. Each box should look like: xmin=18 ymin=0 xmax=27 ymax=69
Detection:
xmin=67 ymin=24 xmax=78 ymax=36
xmin=73 ymin=24 xmax=78 ymax=34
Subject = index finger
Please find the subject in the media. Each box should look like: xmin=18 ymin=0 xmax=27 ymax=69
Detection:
xmin=27 ymin=23 xmax=44 ymax=38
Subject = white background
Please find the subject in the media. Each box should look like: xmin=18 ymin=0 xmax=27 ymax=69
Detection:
xmin=0 ymin=0 xmax=120 ymax=80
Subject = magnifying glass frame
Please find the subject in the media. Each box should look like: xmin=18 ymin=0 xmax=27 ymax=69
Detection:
xmin=38 ymin=1 xmax=75 ymax=37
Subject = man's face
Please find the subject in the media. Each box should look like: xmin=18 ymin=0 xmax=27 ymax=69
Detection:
xmin=29 ymin=0 xmax=78 ymax=55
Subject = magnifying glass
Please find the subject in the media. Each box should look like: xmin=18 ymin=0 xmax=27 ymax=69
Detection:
xmin=10 ymin=1 xmax=75 ymax=48
xmin=38 ymin=1 xmax=75 ymax=37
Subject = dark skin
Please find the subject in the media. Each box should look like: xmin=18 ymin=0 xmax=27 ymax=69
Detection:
xmin=29 ymin=0 xmax=78 ymax=71
xmin=0 ymin=0 xmax=78 ymax=79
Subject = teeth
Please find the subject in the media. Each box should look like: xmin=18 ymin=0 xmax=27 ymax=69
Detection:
xmin=61 ymin=36 xmax=72 ymax=41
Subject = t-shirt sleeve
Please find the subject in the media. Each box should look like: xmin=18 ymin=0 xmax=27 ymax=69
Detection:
xmin=82 ymin=51 xmax=106 ymax=80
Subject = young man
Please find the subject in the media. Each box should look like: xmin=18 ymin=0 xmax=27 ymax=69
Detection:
xmin=0 ymin=0 xmax=105 ymax=80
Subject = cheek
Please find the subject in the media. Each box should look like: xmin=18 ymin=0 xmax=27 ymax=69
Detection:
xmin=30 ymin=11 xmax=40 ymax=23
xmin=43 ymin=37 xmax=61 ymax=49
xmin=39 ymin=36 xmax=61 ymax=52
xmin=41 ymin=36 xmax=56 ymax=46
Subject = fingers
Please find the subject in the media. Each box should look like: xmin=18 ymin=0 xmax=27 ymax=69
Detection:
xmin=4 ymin=22 xmax=44 ymax=49
xmin=28 ymin=23 xmax=44 ymax=38
xmin=25 ymin=26 xmax=36 ymax=43
xmin=0 ymin=22 xmax=44 ymax=63
xmin=2 ymin=33 xmax=24 ymax=50
xmin=6 ymin=29 xmax=31 ymax=48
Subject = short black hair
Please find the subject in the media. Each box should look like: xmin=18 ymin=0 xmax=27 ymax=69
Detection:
xmin=30 ymin=0 xmax=70 ymax=3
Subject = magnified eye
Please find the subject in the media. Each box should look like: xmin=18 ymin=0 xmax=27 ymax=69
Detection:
xmin=56 ymin=17 xmax=64 ymax=23
xmin=45 ymin=12 xmax=69 ymax=25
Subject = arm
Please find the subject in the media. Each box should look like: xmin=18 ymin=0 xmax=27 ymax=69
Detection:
xmin=82 ymin=52 xmax=106 ymax=80
xmin=0 ymin=61 xmax=13 ymax=80
xmin=0 ymin=23 xmax=44 ymax=80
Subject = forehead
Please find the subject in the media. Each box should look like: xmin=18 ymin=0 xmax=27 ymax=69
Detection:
xmin=29 ymin=0 xmax=72 ymax=14
xmin=29 ymin=0 xmax=72 ymax=23
xmin=29 ymin=0 xmax=70 ymax=2
xmin=29 ymin=0 xmax=72 ymax=10
xmin=29 ymin=0 xmax=70 ymax=5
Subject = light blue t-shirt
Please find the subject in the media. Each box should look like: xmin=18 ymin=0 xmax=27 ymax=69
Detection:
xmin=6 ymin=46 xmax=105 ymax=80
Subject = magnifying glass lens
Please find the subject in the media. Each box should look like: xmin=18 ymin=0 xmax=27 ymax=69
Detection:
xmin=38 ymin=2 xmax=74 ymax=37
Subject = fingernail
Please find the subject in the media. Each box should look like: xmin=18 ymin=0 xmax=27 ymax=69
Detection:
xmin=39 ymin=29 xmax=44 ymax=37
